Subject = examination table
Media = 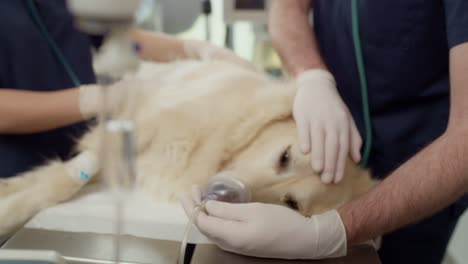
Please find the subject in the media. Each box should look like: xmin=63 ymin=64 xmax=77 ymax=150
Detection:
xmin=0 ymin=185 xmax=380 ymax=263
xmin=1 ymin=228 xmax=380 ymax=264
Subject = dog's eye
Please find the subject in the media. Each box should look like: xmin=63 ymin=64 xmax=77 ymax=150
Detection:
xmin=278 ymin=146 xmax=291 ymax=170
xmin=283 ymin=194 xmax=299 ymax=211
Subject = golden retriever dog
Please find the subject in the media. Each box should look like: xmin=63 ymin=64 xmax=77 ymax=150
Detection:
xmin=0 ymin=59 xmax=375 ymax=236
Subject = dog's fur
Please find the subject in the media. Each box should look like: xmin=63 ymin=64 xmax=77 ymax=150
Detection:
xmin=0 ymin=59 xmax=375 ymax=236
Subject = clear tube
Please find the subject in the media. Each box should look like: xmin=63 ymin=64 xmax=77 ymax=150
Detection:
xmin=177 ymin=200 xmax=207 ymax=264
xmin=96 ymin=31 xmax=139 ymax=264
xmin=177 ymin=172 xmax=251 ymax=264
xmin=100 ymin=119 xmax=136 ymax=264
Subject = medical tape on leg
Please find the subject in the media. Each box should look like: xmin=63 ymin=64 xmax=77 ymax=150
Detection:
xmin=65 ymin=151 xmax=99 ymax=185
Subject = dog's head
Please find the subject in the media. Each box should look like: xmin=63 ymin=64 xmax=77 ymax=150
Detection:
xmin=218 ymin=119 xmax=373 ymax=216
xmin=135 ymin=60 xmax=375 ymax=215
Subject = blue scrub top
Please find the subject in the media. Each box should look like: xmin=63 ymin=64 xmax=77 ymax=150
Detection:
xmin=0 ymin=0 xmax=100 ymax=178
xmin=313 ymin=0 xmax=468 ymax=177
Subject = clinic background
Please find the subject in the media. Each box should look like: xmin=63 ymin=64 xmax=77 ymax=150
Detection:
xmin=136 ymin=0 xmax=281 ymax=73
xmin=137 ymin=0 xmax=468 ymax=263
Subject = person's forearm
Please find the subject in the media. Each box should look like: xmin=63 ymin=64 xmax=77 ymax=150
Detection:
xmin=269 ymin=0 xmax=327 ymax=76
xmin=338 ymin=42 xmax=468 ymax=245
xmin=128 ymin=28 xmax=186 ymax=62
xmin=0 ymin=88 xmax=84 ymax=134
xmin=338 ymin=130 xmax=468 ymax=245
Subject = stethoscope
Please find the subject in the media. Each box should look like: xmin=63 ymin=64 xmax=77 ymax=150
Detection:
xmin=25 ymin=0 xmax=82 ymax=87
xmin=26 ymin=0 xmax=373 ymax=168
xmin=351 ymin=0 xmax=372 ymax=168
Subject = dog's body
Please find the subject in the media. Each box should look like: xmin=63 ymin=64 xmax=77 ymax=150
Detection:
xmin=0 ymin=60 xmax=375 ymax=236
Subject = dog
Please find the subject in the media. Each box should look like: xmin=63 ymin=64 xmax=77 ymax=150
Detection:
xmin=0 ymin=59 xmax=375 ymax=236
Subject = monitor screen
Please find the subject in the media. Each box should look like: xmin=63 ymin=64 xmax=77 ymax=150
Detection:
xmin=235 ymin=0 xmax=265 ymax=10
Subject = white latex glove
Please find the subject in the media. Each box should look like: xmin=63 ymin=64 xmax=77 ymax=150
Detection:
xmin=183 ymin=39 xmax=256 ymax=70
xmin=180 ymin=187 xmax=347 ymax=260
xmin=78 ymin=80 xmax=135 ymax=119
xmin=294 ymin=69 xmax=362 ymax=184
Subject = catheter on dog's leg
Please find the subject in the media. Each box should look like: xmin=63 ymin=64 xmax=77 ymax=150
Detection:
xmin=0 ymin=152 xmax=99 ymax=236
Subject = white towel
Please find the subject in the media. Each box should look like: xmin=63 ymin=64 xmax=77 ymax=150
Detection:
xmin=25 ymin=183 xmax=211 ymax=244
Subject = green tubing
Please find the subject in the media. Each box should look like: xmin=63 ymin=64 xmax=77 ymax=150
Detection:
xmin=351 ymin=0 xmax=372 ymax=168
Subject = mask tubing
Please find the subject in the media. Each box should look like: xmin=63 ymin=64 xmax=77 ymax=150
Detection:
xmin=177 ymin=200 xmax=208 ymax=264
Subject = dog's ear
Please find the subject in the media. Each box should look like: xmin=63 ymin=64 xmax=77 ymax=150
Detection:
xmin=221 ymin=80 xmax=296 ymax=160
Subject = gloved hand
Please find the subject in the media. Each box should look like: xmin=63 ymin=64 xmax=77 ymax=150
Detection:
xmin=180 ymin=187 xmax=347 ymax=260
xmin=78 ymin=84 xmax=102 ymax=119
xmin=294 ymin=69 xmax=362 ymax=184
xmin=78 ymin=80 xmax=135 ymax=119
xmin=183 ymin=39 xmax=256 ymax=70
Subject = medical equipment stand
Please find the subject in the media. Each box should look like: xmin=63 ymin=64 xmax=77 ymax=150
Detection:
xmin=66 ymin=1 xmax=143 ymax=263
xmin=202 ymin=0 xmax=212 ymax=42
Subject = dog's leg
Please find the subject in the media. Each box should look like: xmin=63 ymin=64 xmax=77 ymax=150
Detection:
xmin=0 ymin=164 xmax=64 ymax=198
xmin=0 ymin=177 xmax=31 ymax=198
xmin=0 ymin=154 xmax=98 ymax=235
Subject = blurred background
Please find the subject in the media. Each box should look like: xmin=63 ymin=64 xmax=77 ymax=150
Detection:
xmin=135 ymin=0 xmax=282 ymax=75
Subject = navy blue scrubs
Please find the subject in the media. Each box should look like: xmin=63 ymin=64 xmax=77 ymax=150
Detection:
xmin=312 ymin=1 xmax=468 ymax=263
xmin=0 ymin=0 xmax=100 ymax=178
